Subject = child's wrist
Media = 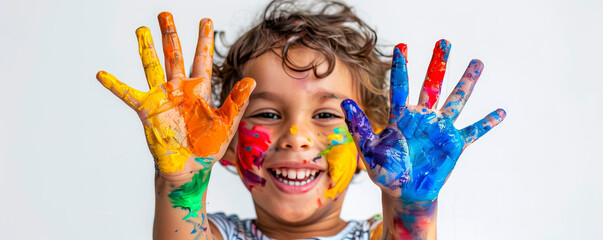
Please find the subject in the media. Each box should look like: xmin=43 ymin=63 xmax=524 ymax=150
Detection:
xmin=381 ymin=193 xmax=438 ymax=239
xmin=382 ymin=192 xmax=437 ymax=216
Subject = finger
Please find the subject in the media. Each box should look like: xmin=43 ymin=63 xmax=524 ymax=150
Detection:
xmin=418 ymin=39 xmax=451 ymax=109
xmin=135 ymin=27 xmax=166 ymax=89
xmin=340 ymin=99 xmax=376 ymax=146
xmin=441 ymin=59 xmax=484 ymax=121
xmin=217 ymin=78 xmax=256 ymax=121
xmin=390 ymin=43 xmax=409 ymax=119
xmin=191 ymin=18 xmax=214 ymax=102
xmin=158 ymin=12 xmax=186 ymax=80
xmin=96 ymin=71 xmax=145 ymax=109
xmin=460 ymin=108 xmax=506 ymax=148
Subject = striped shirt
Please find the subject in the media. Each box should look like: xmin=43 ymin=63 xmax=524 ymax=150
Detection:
xmin=208 ymin=213 xmax=383 ymax=240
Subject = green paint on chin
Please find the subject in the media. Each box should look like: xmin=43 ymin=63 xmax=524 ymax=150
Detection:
xmin=168 ymin=168 xmax=211 ymax=220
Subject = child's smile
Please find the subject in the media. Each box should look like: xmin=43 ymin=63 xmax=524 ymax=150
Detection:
xmin=225 ymin=46 xmax=359 ymax=227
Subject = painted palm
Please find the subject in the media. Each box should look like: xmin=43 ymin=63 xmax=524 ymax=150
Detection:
xmin=341 ymin=40 xmax=505 ymax=202
xmin=96 ymin=13 xmax=255 ymax=221
xmin=96 ymin=13 xmax=254 ymax=174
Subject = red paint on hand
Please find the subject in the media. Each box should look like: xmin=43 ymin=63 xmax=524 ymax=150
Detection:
xmin=422 ymin=39 xmax=450 ymax=108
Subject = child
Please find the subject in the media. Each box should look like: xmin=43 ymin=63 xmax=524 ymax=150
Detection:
xmin=96 ymin=0 xmax=505 ymax=239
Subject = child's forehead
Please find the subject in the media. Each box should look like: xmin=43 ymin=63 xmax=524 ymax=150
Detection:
xmin=249 ymin=89 xmax=347 ymax=102
xmin=243 ymin=49 xmax=356 ymax=103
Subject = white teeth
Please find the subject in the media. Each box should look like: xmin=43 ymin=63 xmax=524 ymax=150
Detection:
xmin=275 ymin=169 xmax=281 ymax=175
xmin=275 ymin=170 xmax=318 ymax=186
xmin=305 ymin=170 xmax=310 ymax=178
xmin=288 ymin=169 xmax=296 ymax=179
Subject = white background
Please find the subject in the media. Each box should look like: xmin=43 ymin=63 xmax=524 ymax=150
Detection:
xmin=1 ymin=0 xmax=601 ymax=239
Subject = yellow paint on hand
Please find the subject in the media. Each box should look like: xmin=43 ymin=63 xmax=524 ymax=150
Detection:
xmin=136 ymin=27 xmax=165 ymax=88
xmin=97 ymin=15 xmax=255 ymax=175
xmin=289 ymin=125 xmax=298 ymax=135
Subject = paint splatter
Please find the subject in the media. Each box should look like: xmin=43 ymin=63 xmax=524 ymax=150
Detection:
xmin=341 ymin=41 xmax=505 ymax=202
xmin=320 ymin=126 xmax=358 ymax=199
xmin=237 ymin=121 xmax=272 ymax=189
xmin=289 ymin=125 xmax=298 ymax=135
xmin=168 ymin=168 xmax=211 ymax=220
xmin=96 ymin=16 xmax=254 ymax=174
xmin=390 ymin=200 xmax=437 ymax=239
xmin=194 ymin=157 xmax=213 ymax=168
xmin=420 ymin=39 xmax=451 ymax=108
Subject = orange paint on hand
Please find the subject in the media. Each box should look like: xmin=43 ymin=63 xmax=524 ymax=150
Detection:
xmin=158 ymin=12 xmax=185 ymax=78
xmin=174 ymin=78 xmax=255 ymax=157
xmin=97 ymin=14 xmax=255 ymax=174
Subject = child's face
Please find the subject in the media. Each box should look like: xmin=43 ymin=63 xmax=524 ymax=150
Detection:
xmin=230 ymin=46 xmax=359 ymax=223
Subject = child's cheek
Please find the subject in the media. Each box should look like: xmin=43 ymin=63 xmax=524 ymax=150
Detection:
xmin=321 ymin=126 xmax=358 ymax=199
xmin=236 ymin=121 xmax=272 ymax=191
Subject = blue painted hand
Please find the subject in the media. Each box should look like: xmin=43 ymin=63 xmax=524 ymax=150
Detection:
xmin=341 ymin=41 xmax=505 ymax=202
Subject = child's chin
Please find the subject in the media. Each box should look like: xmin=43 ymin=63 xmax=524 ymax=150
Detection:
xmin=272 ymin=202 xmax=325 ymax=224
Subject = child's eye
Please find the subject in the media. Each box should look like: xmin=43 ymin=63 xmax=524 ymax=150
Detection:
xmin=251 ymin=112 xmax=281 ymax=119
xmin=313 ymin=112 xmax=340 ymax=119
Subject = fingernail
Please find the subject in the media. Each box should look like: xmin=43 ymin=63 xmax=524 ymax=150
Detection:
xmin=435 ymin=39 xmax=451 ymax=61
xmin=465 ymin=59 xmax=484 ymax=80
xmin=394 ymin=43 xmax=408 ymax=64
xmin=201 ymin=18 xmax=213 ymax=37
xmin=494 ymin=108 xmax=506 ymax=120
xmin=135 ymin=27 xmax=152 ymax=54
xmin=231 ymin=78 xmax=256 ymax=106
xmin=158 ymin=12 xmax=176 ymax=33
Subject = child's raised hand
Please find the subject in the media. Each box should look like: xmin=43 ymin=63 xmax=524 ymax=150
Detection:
xmin=341 ymin=40 xmax=505 ymax=202
xmin=96 ymin=12 xmax=255 ymax=178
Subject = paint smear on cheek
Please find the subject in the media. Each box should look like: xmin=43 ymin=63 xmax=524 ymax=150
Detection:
xmin=237 ymin=121 xmax=272 ymax=189
xmin=321 ymin=127 xmax=358 ymax=199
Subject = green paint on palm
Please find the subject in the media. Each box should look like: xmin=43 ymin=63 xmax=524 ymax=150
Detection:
xmin=168 ymin=168 xmax=211 ymax=220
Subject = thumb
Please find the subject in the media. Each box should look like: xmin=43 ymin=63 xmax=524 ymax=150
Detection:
xmin=340 ymin=99 xmax=375 ymax=147
xmin=218 ymin=78 xmax=256 ymax=121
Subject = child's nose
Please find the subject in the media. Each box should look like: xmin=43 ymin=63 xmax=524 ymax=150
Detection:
xmin=279 ymin=125 xmax=312 ymax=151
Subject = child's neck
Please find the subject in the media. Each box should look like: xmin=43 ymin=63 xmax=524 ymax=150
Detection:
xmin=253 ymin=201 xmax=348 ymax=239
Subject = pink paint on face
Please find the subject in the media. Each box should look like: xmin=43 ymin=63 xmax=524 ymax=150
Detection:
xmin=237 ymin=121 xmax=272 ymax=190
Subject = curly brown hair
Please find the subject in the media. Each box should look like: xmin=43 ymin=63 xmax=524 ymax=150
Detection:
xmin=213 ymin=0 xmax=390 ymax=129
